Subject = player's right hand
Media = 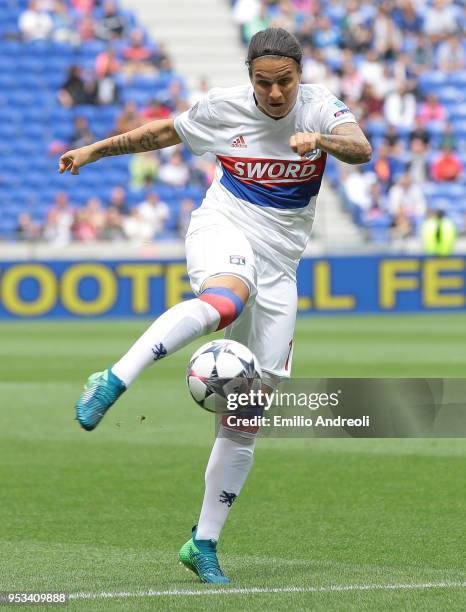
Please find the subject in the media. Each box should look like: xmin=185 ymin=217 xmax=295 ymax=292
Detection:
xmin=58 ymin=146 xmax=98 ymax=175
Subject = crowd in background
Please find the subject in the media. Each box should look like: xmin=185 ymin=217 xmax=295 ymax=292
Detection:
xmin=3 ymin=0 xmax=213 ymax=245
xmin=16 ymin=189 xmax=197 ymax=246
xmin=232 ymin=0 xmax=466 ymax=242
xmin=3 ymin=0 xmax=466 ymax=245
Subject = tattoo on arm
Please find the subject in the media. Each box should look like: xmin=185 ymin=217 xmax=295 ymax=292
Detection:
xmin=96 ymin=134 xmax=137 ymax=158
xmin=96 ymin=129 xmax=163 ymax=159
xmin=93 ymin=121 xmax=177 ymax=159
xmin=139 ymin=130 xmax=160 ymax=151
xmin=318 ymin=133 xmax=372 ymax=164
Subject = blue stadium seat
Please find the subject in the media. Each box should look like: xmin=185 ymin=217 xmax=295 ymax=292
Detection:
xmin=436 ymin=86 xmax=465 ymax=104
xmin=424 ymin=183 xmax=466 ymax=203
xmin=418 ymin=71 xmax=447 ymax=94
xmin=450 ymin=104 xmax=466 ymax=122
xmin=455 ymin=121 xmax=466 ymax=139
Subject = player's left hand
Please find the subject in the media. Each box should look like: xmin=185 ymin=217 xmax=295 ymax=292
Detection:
xmin=289 ymin=132 xmax=321 ymax=159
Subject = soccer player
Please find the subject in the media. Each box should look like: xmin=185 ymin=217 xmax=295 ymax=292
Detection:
xmin=59 ymin=28 xmax=371 ymax=584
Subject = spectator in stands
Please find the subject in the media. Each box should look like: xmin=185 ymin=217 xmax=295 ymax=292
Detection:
xmin=423 ymin=0 xmax=459 ymax=43
xmin=129 ymin=151 xmax=160 ymax=189
xmin=365 ymin=183 xmax=387 ymax=215
xmin=70 ymin=116 xmax=96 ymax=149
xmin=141 ymin=99 xmax=171 ymax=122
xmin=85 ymin=196 xmax=106 ymax=235
xmin=384 ymin=125 xmax=401 ymax=149
xmin=94 ymin=47 xmax=120 ymax=105
xmin=72 ymin=209 xmax=98 ymax=242
xmin=359 ymin=50 xmax=385 ymax=92
xmin=409 ymin=117 xmax=430 ymax=145
xmin=290 ymin=0 xmax=313 ymax=14
xmin=271 ymin=1 xmax=297 ymax=34
xmin=243 ymin=4 xmax=271 ymax=42
xmin=158 ymin=151 xmax=190 ymax=187
xmin=422 ymin=209 xmax=457 ymax=256
xmin=112 ymin=101 xmax=141 ymax=136
xmin=430 ymin=146 xmax=464 ymax=182
xmin=361 ymin=83 xmax=384 ymax=119
xmin=97 ymin=0 xmax=127 ymax=41
xmin=15 ymin=213 xmax=41 ymax=242
xmin=158 ymin=56 xmax=175 ymax=77
xmin=301 ymin=47 xmax=326 ymax=85
xmin=122 ymin=209 xmax=153 ymax=243
xmin=161 ymin=81 xmax=186 ymax=113
xmin=96 ymin=75 xmax=119 ymax=106
xmin=375 ymin=64 xmax=397 ymax=99
xmin=343 ymin=166 xmax=376 ymax=223
xmin=391 ymin=207 xmax=413 ymax=239
xmin=407 ymin=33 xmax=435 ymax=76
xmin=108 ymin=186 xmax=130 ymax=216
xmin=233 ymin=0 xmax=261 ymax=42
xmin=178 ymin=198 xmax=195 ymax=238
xmin=95 ymin=47 xmax=120 ymax=79
xmin=363 ymin=186 xmax=391 ymax=241
xmin=407 ymin=138 xmax=430 ymax=184
xmin=313 ymin=16 xmax=340 ymax=60
xmin=52 ymin=0 xmax=79 ymax=44
xmin=43 ymin=192 xmax=74 ymax=246
xmin=392 ymin=0 xmax=423 ymax=34
xmin=59 ymin=66 xmax=94 ymax=107
xmin=437 ymin=34 xmax=466 ymax=73
xmin=78 ymin=12 xmax=97 ymax=41
xmin=121 ymin=29 xmax=156 ymax=77
xmin=100 ymin=207 xmax=126 ymax=241
xmin=384 ymin=84 xmax=416 ymax=130
xmin=387 ymin=172 xmax=426 ymax=222
xmin=72 ymin=0 xmax=94 ymax=13
xmin=417 ymin=94 xmax=447 ymax=125
xmin=373 ymin=142 xmax=401 ymax=190
xmin=340 ymin=59 xmax=364 ymax=103
xmin=340 ymin=1 xmax=371 ymax=53
xmin=151 ymin=41 xmax=170 ymax=71
xmin=137 ymin=192 xmax=170 ymax=237
xmin=439 ymin=123 xmax=457 ymax=151
xmin=295 ymin=17 xmax=314 ymax=48
xmin=18 ymin=0 xmax=53 ymax=41
xmin=392 ymin=53 xmax=411 ymax=86
xmin=373 ymin=4 xmax=402 ymax=60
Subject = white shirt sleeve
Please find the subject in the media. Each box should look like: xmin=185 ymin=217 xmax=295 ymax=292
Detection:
xmin=174 ymin=92 xmax=218 ymax=156
xmin=314 ymin=90 xmax=357 ymax=135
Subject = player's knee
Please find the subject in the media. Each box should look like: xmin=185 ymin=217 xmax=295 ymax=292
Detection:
xmin=199 ymin=287 xmax=245 ymax=330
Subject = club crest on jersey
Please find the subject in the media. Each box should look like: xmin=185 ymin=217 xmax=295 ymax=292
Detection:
xmin=231 ymin=135 xmax=247 ymax=148
xmin=229 ymin=255 xmax=246 ymax=265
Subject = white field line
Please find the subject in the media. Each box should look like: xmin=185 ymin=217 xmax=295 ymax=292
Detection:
xmin=69 ymin=581 xmax=466 ymax=600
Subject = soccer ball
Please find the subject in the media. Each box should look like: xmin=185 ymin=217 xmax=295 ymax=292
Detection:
xmin=186 ymin=340 xmax=262 ymax=413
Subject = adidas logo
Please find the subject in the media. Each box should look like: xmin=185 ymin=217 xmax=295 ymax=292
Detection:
xmin=231 ymin=135 xmax=247 ymax=148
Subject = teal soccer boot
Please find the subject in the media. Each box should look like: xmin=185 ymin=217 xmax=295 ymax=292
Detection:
xmin=179 ymin=526 xmax=230 ymax=584
xmin=75 ymin=369 xmax=126 ymax=431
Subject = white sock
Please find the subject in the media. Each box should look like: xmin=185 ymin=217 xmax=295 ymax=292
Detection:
xmin=196 ymin=426 xmax=256 ymax=542
xmin=112 ymin=298 xmax=220 ymax=386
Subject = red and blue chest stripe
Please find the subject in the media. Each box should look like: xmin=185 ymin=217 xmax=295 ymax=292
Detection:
xmin=217 ymin=154 xmax=327 ymax=209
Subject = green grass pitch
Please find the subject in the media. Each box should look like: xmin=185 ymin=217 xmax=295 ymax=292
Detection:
xmin=0 ymin=314 xmax=465 ymax=611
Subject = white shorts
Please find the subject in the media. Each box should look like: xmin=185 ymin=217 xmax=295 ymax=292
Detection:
xmin=185 ymin=208 xmax=297 ymax=382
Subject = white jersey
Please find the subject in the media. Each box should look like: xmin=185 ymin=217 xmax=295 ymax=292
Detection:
xmin=174 ymin=84 xmax=356 ymax=274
